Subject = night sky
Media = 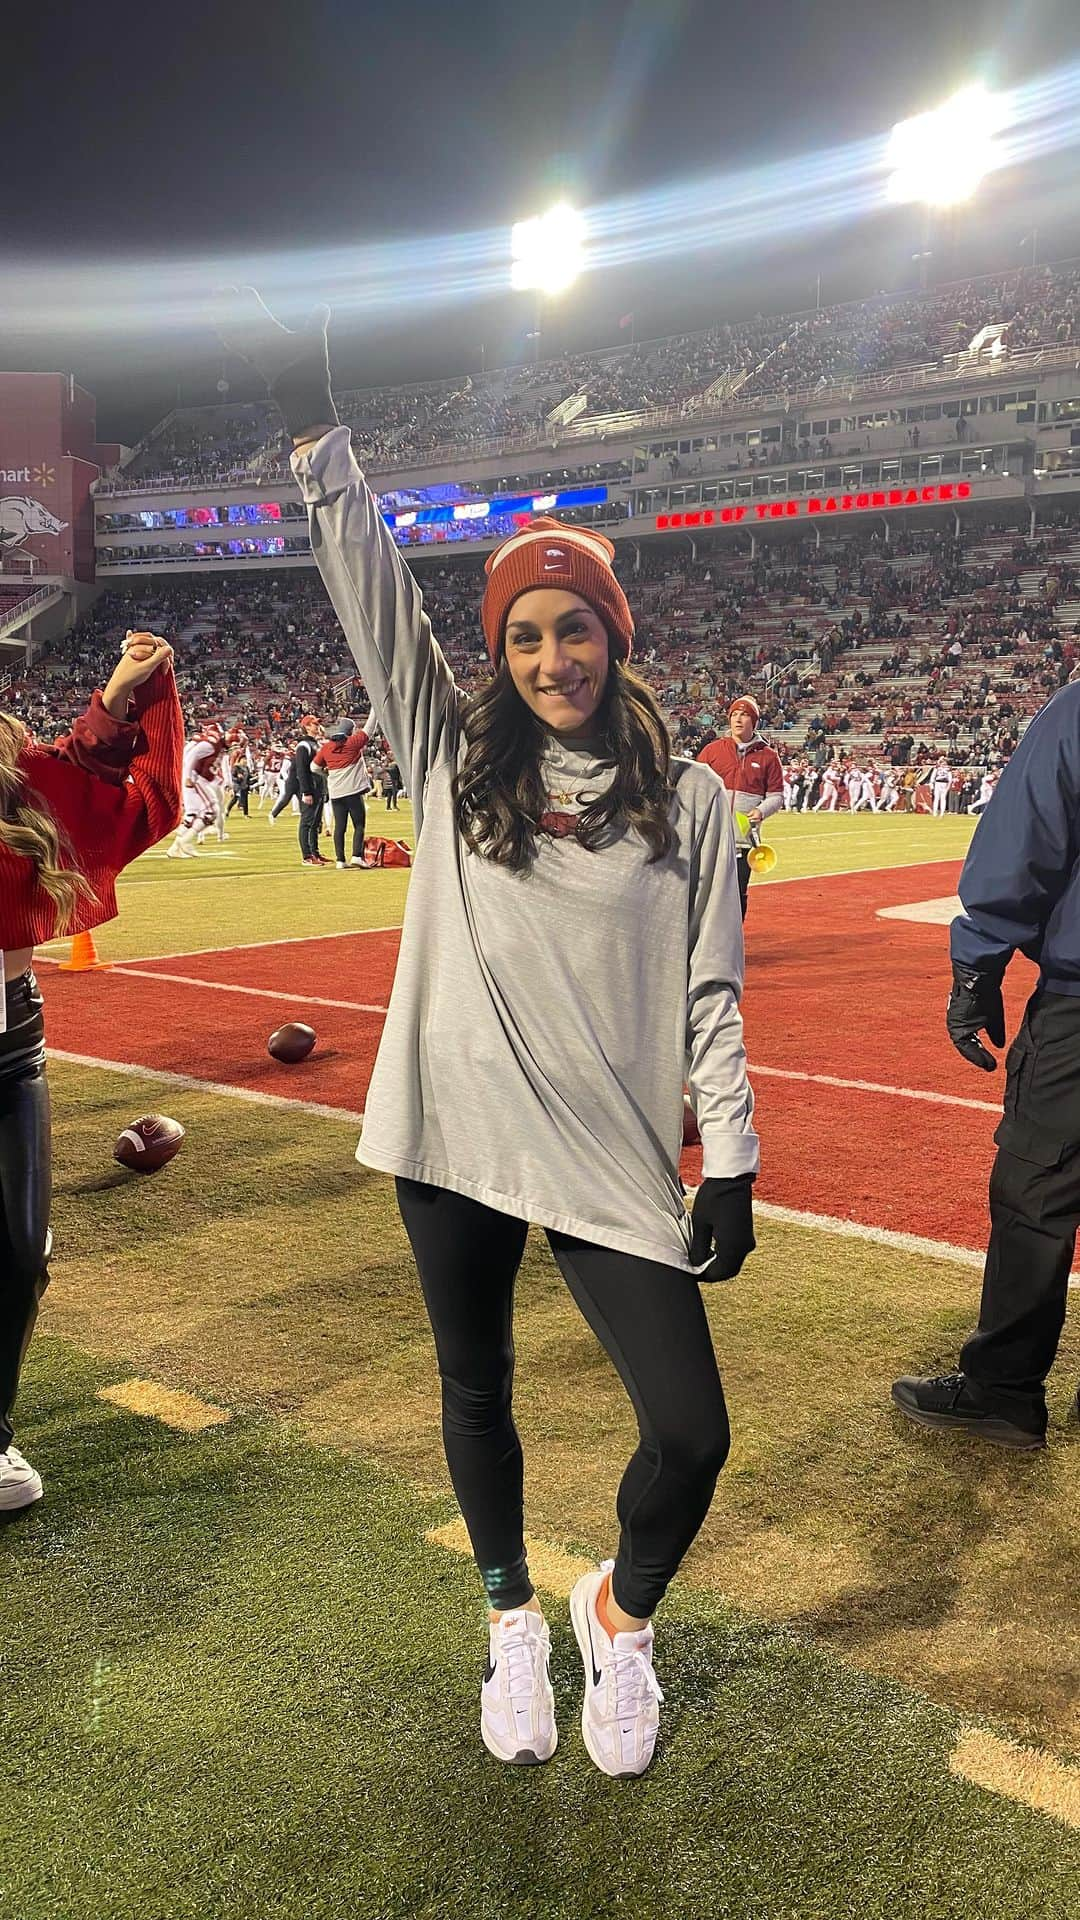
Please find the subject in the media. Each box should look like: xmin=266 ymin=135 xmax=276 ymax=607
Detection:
xmin=5 ymin=0 xmax=1080 ymax=442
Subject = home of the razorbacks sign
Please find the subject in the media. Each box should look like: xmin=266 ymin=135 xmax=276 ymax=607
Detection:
xmin=655 ymin=480 xmax=973 ymax=530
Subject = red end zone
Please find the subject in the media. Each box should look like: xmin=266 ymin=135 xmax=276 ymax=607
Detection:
xmin=41 ymin=863 xmax=1025 ymax=1255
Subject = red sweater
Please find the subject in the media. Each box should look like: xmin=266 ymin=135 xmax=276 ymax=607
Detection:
xmin=2 ymin=667 xmax=184 ymax=947
xmin=696 ymin=733 xmax=784 ymax=803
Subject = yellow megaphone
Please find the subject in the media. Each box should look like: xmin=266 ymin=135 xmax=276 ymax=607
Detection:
xmin=734 ymin=811 xmax=778 ymax=876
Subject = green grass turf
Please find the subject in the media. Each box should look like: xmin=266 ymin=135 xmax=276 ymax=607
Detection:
xmin=39 ymin=1062 xmax=1080 ymax=1756
xmin=34 ymin=804 xmax=974 ymax=964
xmin=37 ymin=794 xmax=417 ymax=964
xmin=753 ymin=807 xmax=974 ymax=885
xmin=3 ymin=1336 xmax=1078 ymax=1920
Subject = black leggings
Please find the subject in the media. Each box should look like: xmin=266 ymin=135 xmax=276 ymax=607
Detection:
xmin=0 ymin=971 xmax=50 ymax=1454
xmin=331 ymin=793 xmax=367 ymax=863
xmin=396 ymin=1177 xmax=730 ymax=1618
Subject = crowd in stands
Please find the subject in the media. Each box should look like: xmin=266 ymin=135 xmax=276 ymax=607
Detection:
xmin=10 ymin=510 xmax=1080 ymax=793
xmin=95 ymin=260 xmax=1080 ymax=494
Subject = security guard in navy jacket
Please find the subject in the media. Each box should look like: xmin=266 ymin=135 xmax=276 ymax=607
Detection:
xmin=893 ymin=681 xmax=1080 ymax=1450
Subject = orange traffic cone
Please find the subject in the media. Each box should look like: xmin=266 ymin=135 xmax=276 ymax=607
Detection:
xmin=58 ymin=930 xmax=110 ymax=972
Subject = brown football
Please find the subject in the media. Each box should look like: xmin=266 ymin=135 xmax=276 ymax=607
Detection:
xmin=267 ymin=1022 xmax=317 ymax=1064
xmin=682 ymin=1094 xmax=701 ymax=1148
xmin=114 ymin=1113 xmax=186 ymax=1173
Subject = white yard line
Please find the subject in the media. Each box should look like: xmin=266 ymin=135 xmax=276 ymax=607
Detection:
xmin=36 ymin=923 xmax=404 ymax=965
xmin=758 ymin=858 xmax=960 ymax=887
xmin=48 ymin=1050 xmax=366 ymax=1126
xmin=104 ymin=966 xmax=390 ymax=1015
xmin=686 ymin=1191 xmax=1080 ymax=1286
xmin=751 ymin=1063 xmax=1001 ymax=1114
xmin=46 ymin=1052 xmax=1079 ymax=1289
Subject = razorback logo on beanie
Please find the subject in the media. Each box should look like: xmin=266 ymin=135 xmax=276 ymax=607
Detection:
xmin=481 ymin=516 xmax=634 ymax=667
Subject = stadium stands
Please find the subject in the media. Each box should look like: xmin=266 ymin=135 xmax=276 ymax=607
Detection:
xmin=94 ymin=261 xmax=1080 ymax=492
xmin=12 ymin=507 xmax=1080 ymax=785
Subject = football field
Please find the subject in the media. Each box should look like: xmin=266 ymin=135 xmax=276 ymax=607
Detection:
xmin=4 ymin=799 xmax=1078 ymax=1919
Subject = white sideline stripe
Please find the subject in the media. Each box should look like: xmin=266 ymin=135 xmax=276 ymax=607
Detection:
xmin=686 ymin=1191 xmax=1080 ymax=1286
xmin=752 ymin=1063 xmax=1001 ymax=1115
xmin=759 ymin=859 xmax=960 ymax=887
xmin=42 ymin=1057 xmax=1080 ymax=1290
xmin=105 ymin=965 xmax=390 ymax=1015
xmin=37 ymin=922 xmax=404 ymax=964
xmin=48 ymin=1051 xmax=366 ymax=1126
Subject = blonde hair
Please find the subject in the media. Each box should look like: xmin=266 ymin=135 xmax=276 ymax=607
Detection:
xmin=0 ymin=712 xmax=93 ymax=935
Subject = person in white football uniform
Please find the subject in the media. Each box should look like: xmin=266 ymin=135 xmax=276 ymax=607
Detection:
xmin=930 ymin=756 xmax=952 ymax=817
xmin=878 ymin=766 xmax=900 ymax=812
xmin=813 ymin=761 xmax=841 ymax=811
xmin=968 ymin=768 xmax=999 ymax=815
xmin=168 ymin=723 xmax=226 ymax=858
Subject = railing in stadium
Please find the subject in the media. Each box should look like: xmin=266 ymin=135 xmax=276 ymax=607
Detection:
xmin=0 ymin=585 xmax=55 ymax=638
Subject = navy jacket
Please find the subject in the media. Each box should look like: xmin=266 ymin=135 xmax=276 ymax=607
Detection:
xmin=951 ymin=682 xmax=1080 ymax=993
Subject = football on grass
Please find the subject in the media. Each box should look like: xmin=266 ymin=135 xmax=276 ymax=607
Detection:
xmin=267 ymin=1022 xmax=317 ymax=1063
xmin=114 ymin=1113 xmax=186 ymax=1173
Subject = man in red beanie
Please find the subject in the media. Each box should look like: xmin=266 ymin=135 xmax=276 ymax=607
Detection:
xmin=696 ymin=697 xmax=783 ymax=918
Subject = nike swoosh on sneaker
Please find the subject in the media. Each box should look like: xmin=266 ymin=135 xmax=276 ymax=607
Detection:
xmin=586 ymin=1610 xmax=603 ymax=1687
xmin=483 ymin=1657 xmax=497 ymax=1685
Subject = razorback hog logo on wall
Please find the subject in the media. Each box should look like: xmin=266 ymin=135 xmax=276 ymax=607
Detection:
xmin=0 ymin=495 xmax=69 ymax=552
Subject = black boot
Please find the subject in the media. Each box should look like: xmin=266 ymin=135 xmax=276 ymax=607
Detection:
xmin=890 ymin=1371 xmax=1046 ymax=1451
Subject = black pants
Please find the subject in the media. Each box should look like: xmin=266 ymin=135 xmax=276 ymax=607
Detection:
xmin=396 ymin=1177 xmax=730 ymax=1618
xmin=961 ymin=988 xmax=1080 ymax=1434
xmin=227 ymin=788 xmax=249 ymax=816
xmin=271 ymin=772 xmax=298 ymax=821
xmin=735 ymin=851 xmax=751 ymax=922
xmin=331 ymin=793 xmax=367 ymax=864
xmin=0 ymin=972 xmax=50 ymax=1454
xmin=298 ymin=796 xmax=321 ymax=861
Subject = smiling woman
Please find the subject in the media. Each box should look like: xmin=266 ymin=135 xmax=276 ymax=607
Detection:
xmin=221 ymin=288 xmax=758 ymax=1778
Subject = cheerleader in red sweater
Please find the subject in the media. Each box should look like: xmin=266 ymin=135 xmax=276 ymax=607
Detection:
xmin=0 ymin=632 xmax=183 ymax=1511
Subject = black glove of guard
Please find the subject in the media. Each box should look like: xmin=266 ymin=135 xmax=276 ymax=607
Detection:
xmin=688 ymin=1175 xmax=756 ymax=1282
xmin=946 ymin=961 xmax=1006 ymax=1071
xmin=214 ymin=286 xmax=339 ymax=439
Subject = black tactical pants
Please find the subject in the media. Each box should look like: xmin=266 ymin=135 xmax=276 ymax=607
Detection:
xmin=961 ymin=988 xmax=1080 ymax=1434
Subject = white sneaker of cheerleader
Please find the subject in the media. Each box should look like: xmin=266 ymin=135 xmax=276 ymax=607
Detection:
xmin=480 ymin=1607 xmax=557 ymax=1765
xmin=569 ymin=1560 xmax=663 ymax=1778
xmin=0 ymin=1445 xmax=44 ymax=1512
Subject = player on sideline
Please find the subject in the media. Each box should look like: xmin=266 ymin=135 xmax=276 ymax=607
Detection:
xmin=222 ymin=290 xmax=757 ymax=1778
xmin=929 ymin=755 xmax=952 ymax=817
xmin=968 ymin=768 xmax=998 ymax=815
xmin=168 ymin=721 xmax=227 ymax=858
xmin=0 ymin=633 xmax=181 ymax=1510
xmin=813 ymin=759 xmax=841 ymax=812
xmin=695 ymin=695 xmax=783 ymax=919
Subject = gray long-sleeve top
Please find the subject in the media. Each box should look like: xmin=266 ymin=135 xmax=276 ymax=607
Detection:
xmin=292 ymin=427 xmax=759 ymax=1271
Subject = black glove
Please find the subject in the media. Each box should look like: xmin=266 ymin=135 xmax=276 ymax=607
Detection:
xmin=688 ymin=1175 xmax=756 ymax=1282
xmin=946 ymin=961 xmax=1005 ymax=1071
xmin=214 ymin=286 xmax=339 ymax=439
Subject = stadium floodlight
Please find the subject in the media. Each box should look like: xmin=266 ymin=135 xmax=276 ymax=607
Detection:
xmin=886 ymin=84 xmax=1007 ymax=206
xmin=510 ymin=204 xmax=585 ymax=295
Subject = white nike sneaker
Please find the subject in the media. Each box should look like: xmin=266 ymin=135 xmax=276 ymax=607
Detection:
xmin=0 ymin=1446 xmax=44 ymax=1512
xmin=480 ymin=1607 xmax=557 ymax=1765
xmin=569 ymin=1560 xmax=663 ymax=1777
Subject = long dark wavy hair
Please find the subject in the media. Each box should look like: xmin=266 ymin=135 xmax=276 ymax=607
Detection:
xmin=451 ymin=637 xmax=678 ymax=871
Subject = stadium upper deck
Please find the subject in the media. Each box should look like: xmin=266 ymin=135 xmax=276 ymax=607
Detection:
xmin=98 ymin=260 xmax=1080 ymax=494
